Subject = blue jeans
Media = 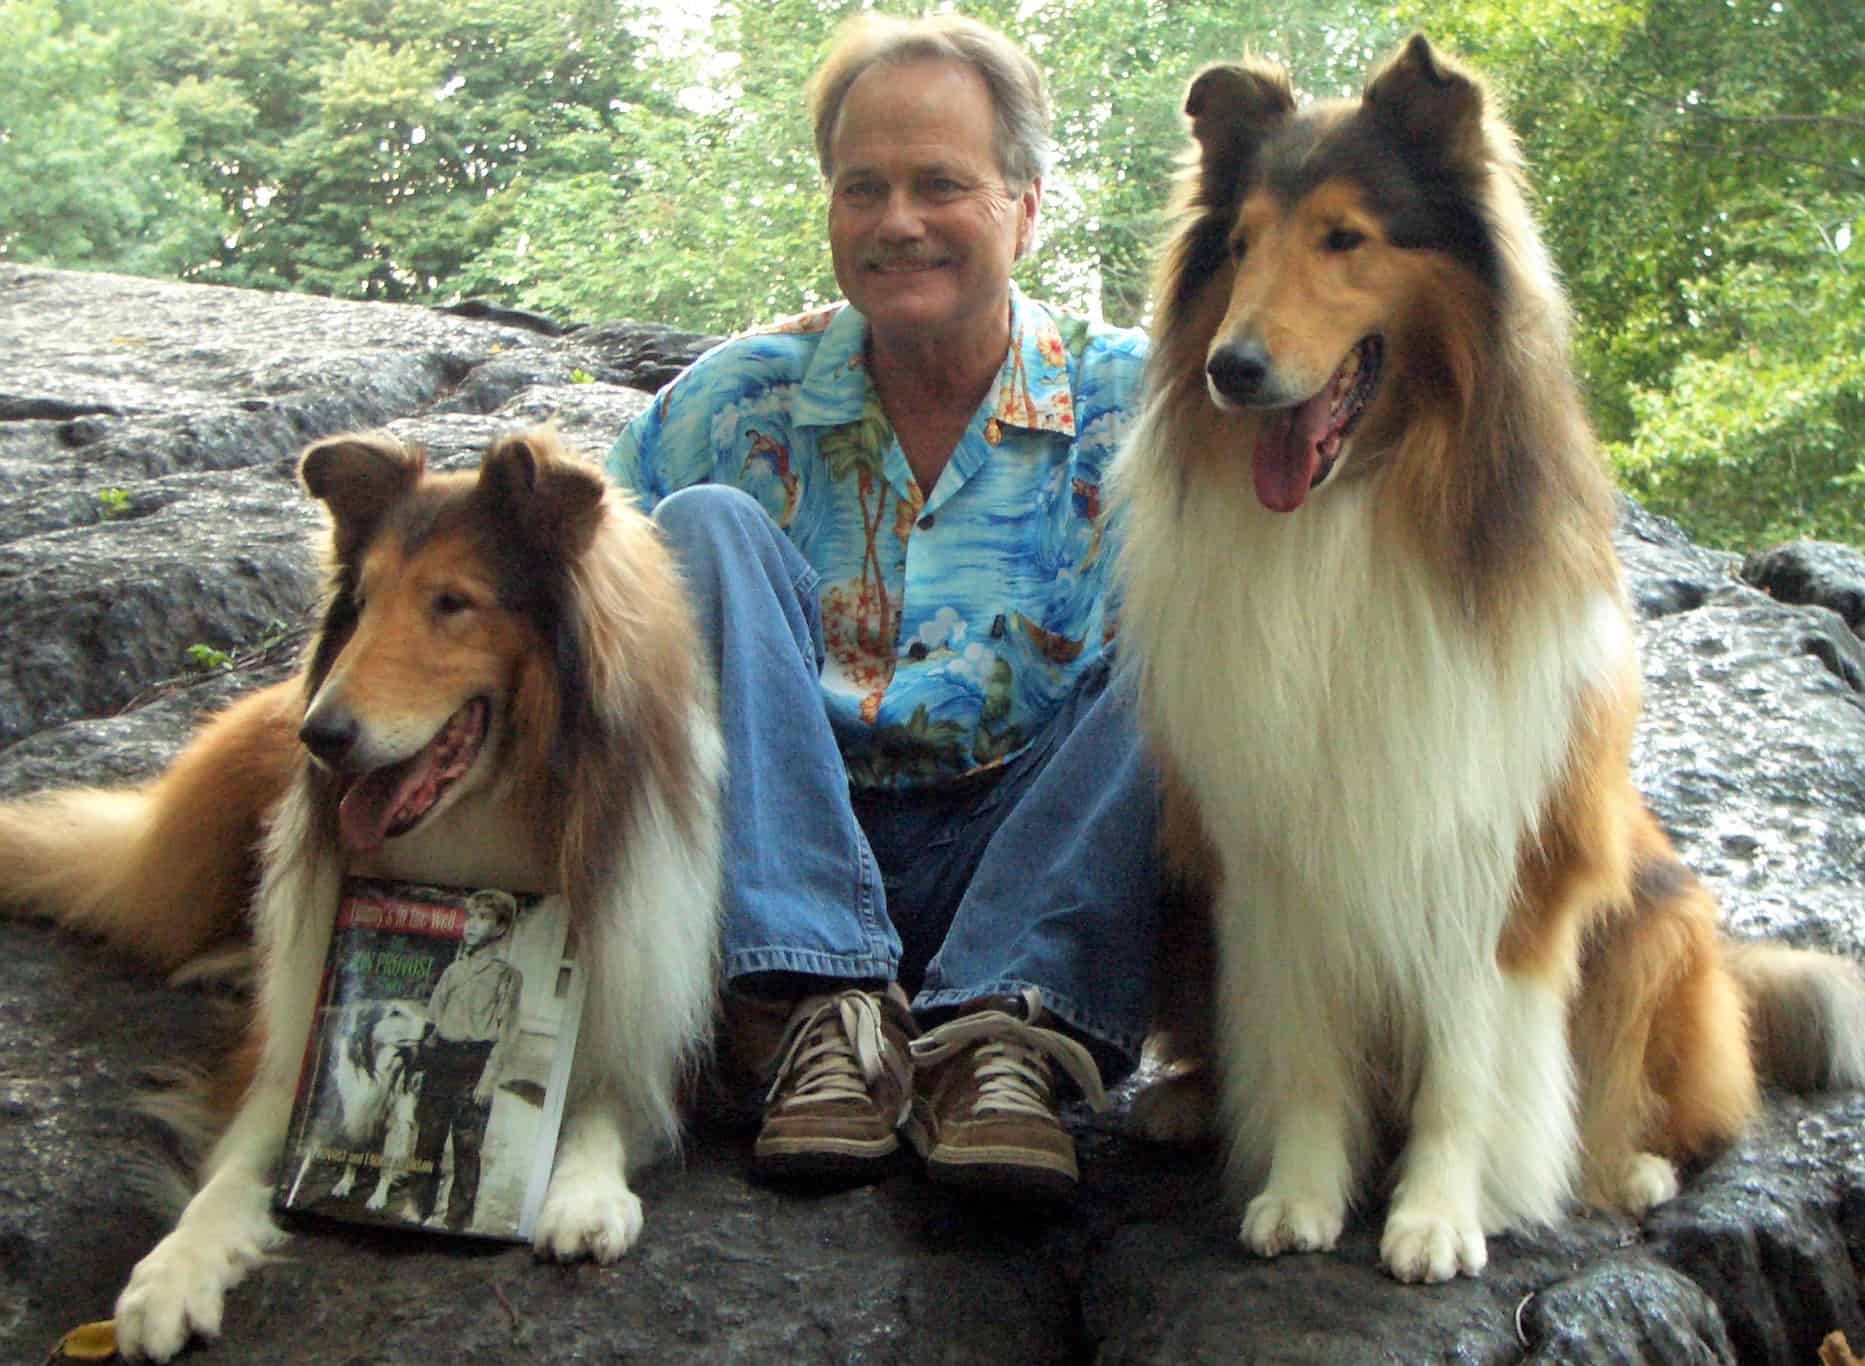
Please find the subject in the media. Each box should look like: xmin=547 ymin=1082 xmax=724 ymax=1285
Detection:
xmin=654 ymin=485 xmax=1161 ymax=1076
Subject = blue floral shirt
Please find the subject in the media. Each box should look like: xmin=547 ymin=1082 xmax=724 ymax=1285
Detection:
xmin=607 ymin=287 xmax=1148 ymax=791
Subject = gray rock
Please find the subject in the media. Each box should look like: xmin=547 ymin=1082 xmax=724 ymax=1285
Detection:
xmin=1743 ymin=539 xmax=1865 ymax=641
xmin=1 ymin=265 xmax=1862 ymax=1363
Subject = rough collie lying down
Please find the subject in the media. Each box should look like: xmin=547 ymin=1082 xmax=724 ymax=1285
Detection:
xmin=1114 ymin=36 xmax=1865 ymax=1283
xmin=0 ymin=428 xmax=723 ymax=1358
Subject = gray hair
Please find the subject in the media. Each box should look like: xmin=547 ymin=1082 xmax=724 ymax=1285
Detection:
xmin=805 ymin=13 xmax=1053 ymax=192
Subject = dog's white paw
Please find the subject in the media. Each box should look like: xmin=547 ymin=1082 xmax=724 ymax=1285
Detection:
xmin=363 ymin=1181 xmax=389 ymax=1212
xmin=1615 ymin=1151 xmax=1680 ymax=1215
xmin=115 ymin=1190 xmax=284 ymax=1361
xmin=330 ymin=1167 xmax=356 ymax=1200
xmin=533 ymin=1169 xmax=644 ymax=1264
xmin=1240 ymin=1190 xmax=1345 ymax=1258
xmin=1379 ymin=1206 xmax=1487 ymax=1283
xmin=1129 ymin=1072 xmax=1215 ymax=1144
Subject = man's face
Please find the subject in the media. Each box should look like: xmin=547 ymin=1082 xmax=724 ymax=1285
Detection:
xmin=826 ymin=58 xmax=1038 ymax=348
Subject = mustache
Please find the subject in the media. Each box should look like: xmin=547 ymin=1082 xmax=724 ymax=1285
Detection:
xmin=863 ymin=251 xmax=948 ymax=271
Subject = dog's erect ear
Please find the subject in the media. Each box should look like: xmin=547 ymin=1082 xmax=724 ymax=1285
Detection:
xmin=476 ymin=427 xmax=607 ymax=557
xmin=1185 ymin=61 xmax=1295 ymax=155
xmin=300 ymin=432 xmax=425 ymax=559
xmin=1362 ymin=34 xmax=1488 ymax=170
xmin=1183 ymin=60 xmax=1294 ymax=203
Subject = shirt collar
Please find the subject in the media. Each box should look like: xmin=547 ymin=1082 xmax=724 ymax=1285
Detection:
xmin=791 ymin=286 xmax=1077 ymax=439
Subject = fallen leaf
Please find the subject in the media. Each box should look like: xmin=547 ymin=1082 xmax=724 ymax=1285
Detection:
xmin=48 ymin=1318 xmax=118 ymax=1361
xmin=1821 ymin=1330 xmax=1862 ymax=1366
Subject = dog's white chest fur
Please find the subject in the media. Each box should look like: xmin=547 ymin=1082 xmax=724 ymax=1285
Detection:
xmin=1127 ymin=467 xmax=1628 ymax=996
xmin=1117 ymin=441 xmax=1634 ymax=1244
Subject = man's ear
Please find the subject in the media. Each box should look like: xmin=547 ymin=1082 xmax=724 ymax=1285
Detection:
xmin=1015 ymin=176 xmax=1043 ymax=260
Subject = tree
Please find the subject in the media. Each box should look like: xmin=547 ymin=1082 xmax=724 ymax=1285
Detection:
xmin=0 ymin=0 xmax=223 ymax=274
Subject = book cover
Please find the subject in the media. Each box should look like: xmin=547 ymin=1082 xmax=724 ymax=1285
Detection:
xmin=275 ymin=878 xmax=584 ymax=1242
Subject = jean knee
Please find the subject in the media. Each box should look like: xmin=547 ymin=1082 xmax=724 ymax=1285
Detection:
xmin=655 ymin=482 xmax=764 ymax=549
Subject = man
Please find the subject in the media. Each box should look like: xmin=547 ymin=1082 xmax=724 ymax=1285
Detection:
xmin=409 ymin=889 xmax=523 ymax=1229
xmin=608 ymin=13 xmax=1158 ymax=1199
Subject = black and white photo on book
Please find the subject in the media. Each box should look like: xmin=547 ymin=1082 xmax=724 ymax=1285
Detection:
xmin=276 ymin=877 xmax=583 ymax=1242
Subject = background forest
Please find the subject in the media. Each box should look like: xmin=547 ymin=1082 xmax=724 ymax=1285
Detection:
xmin=4 ymin=0 xmax=1860 ymax=550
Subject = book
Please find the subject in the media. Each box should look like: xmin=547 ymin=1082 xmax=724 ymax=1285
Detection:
xmin=274 ymin=877 xmax=584 ymax=1243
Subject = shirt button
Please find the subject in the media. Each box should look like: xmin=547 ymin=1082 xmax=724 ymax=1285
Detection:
xmin=918 ymin=514 xmax=935 ymax=530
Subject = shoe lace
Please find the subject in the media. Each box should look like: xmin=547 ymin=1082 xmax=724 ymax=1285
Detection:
xmin=765 ymin=989 xmax=910 ymax=1124
xmin=909 ymin=987 xmax=1108 ymax=1118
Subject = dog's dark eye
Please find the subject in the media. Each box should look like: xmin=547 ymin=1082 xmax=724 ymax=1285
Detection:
xmin=1229 ymin=234 xmax=1249 ymax=261
xmin=433 ymin=591 xmax=472 ymax=617
xmin=1324 ymin=227 xmax=1366 ymax=253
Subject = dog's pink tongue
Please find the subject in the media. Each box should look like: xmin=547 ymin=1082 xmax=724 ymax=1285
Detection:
xmin=1251 ymin=393 xmax=1332 ymax=513
xmin=338 ymin=757 xmax=435 ymax=855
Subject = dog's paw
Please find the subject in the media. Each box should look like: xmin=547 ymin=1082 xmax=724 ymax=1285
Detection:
xmin=362 ymin=1182 xmax=389 ymax=1212
xmin=114 ymin=1234 xmax=234 ymax=1361
xmin=1379 ymin=1207 xmax=1487 ymax=1283
xmin=533 ymin=1170 xmax=644 ymax=1265
xmin=330 ymin=1168 xmax=356 ymax=1200
xmin=1240 ymin=1190 xmax=1345 ymax=1258
xmin=115 ymin=1188 xmax=284 ymax=1361
xmin=1129 ymin=1071 xmax=1215 ymax=1144
xmin=1615 ymin=1151 xmax=1680 ymax=1215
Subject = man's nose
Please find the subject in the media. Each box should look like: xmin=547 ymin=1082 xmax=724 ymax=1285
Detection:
xmin=876 ymin=188 xmax=925 ymax=239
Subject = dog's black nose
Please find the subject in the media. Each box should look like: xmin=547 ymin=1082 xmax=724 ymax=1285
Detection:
xmin=299 ymin=706 xmax=358 ymax=766
xmin=1207 ymin=343 xmax=1270 ymax=404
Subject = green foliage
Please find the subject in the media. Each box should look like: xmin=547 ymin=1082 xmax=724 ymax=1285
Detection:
xmin=183 ymin=642 xmax=233 ymax=672
xmin=1610 ymin=205 xmax=1865 ymax=548
xmin=95 ymin=487 xmax=133 ymax=519
xmin=0 ymin=0 xmax=223 ymax=271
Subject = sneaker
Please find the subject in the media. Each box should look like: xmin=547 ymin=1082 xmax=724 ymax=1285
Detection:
xmin=905 ymin=988 xmax=1108 ymax=1199
xmin=752 ymin=983 xmax=916 ymax=1181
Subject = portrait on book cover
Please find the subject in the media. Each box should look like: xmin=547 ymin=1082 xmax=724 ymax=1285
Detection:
xmin=278 ymin=882 xmax=581 ymax=1240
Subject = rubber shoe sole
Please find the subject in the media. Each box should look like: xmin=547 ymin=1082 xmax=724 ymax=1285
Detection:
xmin=753 ymin=1128 xmax=904 ymax=1184
xmin=903 ymin=1114 xmax=1078 ymax=1201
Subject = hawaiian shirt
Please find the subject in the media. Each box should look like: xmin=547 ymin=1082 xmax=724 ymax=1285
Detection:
xmin=607 ymin=286 xmax=1148 ymax=791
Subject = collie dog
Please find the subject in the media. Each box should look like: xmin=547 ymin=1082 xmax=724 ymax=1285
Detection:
xmin=1114 ymin=36 xmax=1865 ymax=1283
xmin=284 ymin=1000 xmax=429 ymax=1211
xmin=0 ymin=428 xmax=723 ymax=1357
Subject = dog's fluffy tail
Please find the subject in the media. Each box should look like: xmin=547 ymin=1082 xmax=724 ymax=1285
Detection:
xmin=1728 ymin=940 xmax=1865 ymax=1092
xmin=0 ymin=682 xmax=301 ymax=972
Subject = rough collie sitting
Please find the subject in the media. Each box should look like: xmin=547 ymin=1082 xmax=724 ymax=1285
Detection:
xmin=1114 ymin=36 xmax=1865 ymax=1283
xmin=0 ymin=428 xmax=723 ymax=1357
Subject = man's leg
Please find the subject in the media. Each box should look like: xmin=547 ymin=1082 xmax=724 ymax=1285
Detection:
xmin=653 ymin=485 xmax=896 ymax=983
xmin=652 ymin=485 xmax=911 ymax=1179
xmin=863 ymin=655 xmax=1163 ymax=1193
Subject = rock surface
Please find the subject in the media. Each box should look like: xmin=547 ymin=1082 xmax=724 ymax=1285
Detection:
xmin=1 ymin=264 xmax=1862 ymax=1363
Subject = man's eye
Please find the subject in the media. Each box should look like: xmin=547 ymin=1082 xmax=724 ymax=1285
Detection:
xmin=841 ymin=181 xmax=882 ymax=201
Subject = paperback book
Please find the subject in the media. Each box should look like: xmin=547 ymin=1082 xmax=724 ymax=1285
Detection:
xmin=275 ymin=877 xmax=584 ymax=1242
